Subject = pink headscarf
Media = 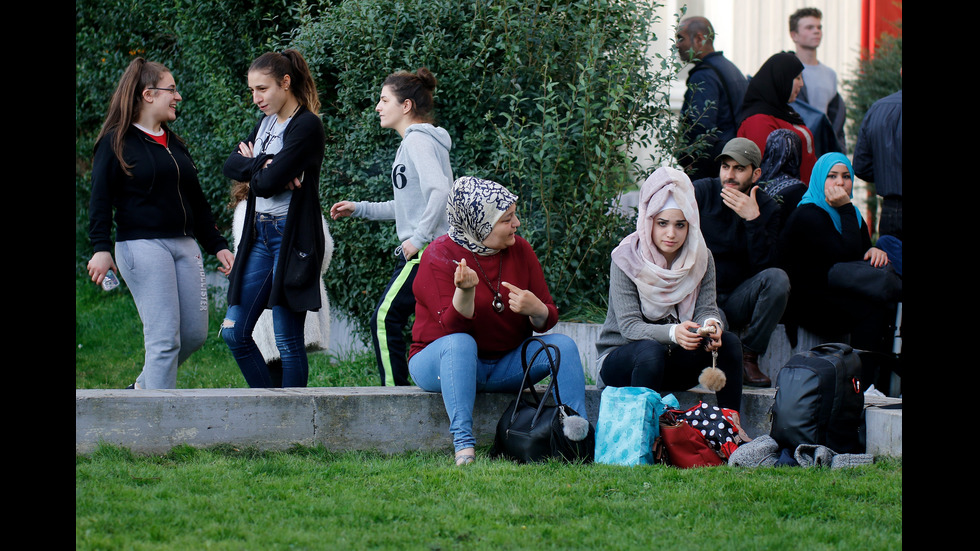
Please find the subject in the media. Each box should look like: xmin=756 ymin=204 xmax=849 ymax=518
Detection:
xmin=610 ymin=167 xmax=708 ymax=322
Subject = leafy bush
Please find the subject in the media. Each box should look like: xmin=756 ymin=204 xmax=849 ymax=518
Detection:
xmin=76 ymin=0 xmax=683 ymax=342
xmin=292 ymin=0 xmax=676 ymax=338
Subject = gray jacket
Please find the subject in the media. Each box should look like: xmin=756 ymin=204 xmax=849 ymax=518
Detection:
xmin=354 ymin=123 xmax=453 ymax=250
xmin=595 ymin=253 xmax=721 ymax=387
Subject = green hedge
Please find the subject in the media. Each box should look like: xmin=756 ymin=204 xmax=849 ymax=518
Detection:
xmin=76 ymin=0 xmax=308 ymax=267
xmin=76 ymin=0 xmax=681 ymax=341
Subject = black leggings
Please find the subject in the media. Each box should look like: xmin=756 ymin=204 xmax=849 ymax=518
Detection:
xmin=600 ymin=332 xmax=743 ymax=411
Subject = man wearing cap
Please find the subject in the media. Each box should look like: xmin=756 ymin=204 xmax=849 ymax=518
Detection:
xmin=693 ymin=137 xmax=790 ymax=387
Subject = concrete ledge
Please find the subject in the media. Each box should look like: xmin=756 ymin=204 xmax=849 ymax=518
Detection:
xmin=865 ymin=404 xmax=902 ymax=457
xmin=76 ymin=386 xmax=901 ymax=457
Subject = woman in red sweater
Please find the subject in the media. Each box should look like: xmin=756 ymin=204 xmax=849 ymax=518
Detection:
xmin=737 ymin=52 xmax=817 ymax=184
xmin=409 ymin=176 xmax=588 ymax=466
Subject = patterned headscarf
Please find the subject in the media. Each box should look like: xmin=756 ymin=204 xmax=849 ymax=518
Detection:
xmin=447 ymin=176 xmax=518 ymax=256
xmin=610 ymin=167 xmax=708 ymax=322
xmin=759 ymin=129 xmax=803 ymax=196
xmin=798 ymin=152 xmax=864 ymax=234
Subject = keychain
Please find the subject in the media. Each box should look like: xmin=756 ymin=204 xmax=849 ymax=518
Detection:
xmin=696 ymin=325 xmax=726 ymax=392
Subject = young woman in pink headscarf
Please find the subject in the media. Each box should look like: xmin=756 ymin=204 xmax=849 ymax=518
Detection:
xmin=595 ymin=167 xmax=743 ymax=410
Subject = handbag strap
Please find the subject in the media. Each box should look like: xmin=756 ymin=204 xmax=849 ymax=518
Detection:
xmin=507 ymin=338 xmax=563 ymax=429
xmin=521 ymin=337 xmax=563 ymax=404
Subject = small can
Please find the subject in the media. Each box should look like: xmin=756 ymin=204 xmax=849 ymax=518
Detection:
xmin=102 ymin=269 xmax=120 ymax=291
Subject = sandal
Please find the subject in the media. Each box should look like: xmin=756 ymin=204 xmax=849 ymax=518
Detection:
xmin=454 ymin=453 xmax=476 ymax=466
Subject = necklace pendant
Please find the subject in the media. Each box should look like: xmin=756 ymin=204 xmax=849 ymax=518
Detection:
xmin=492 ymin=294 xmax=505 ymax=313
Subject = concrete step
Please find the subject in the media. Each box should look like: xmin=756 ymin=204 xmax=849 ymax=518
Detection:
xmin=76 ymin=385 xmax=901 ymax=457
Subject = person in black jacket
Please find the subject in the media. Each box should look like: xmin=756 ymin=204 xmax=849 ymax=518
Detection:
xmin=87 ymin=58 xmax=234 ymax=389
xmin=778 ymin=153 xmax=894 ymax=357
xmin=676 ymin=16 xmax=749 ymax=181
xmin=221 ymin=50 xmax=326 ymax=388
xmin=852 ymin=89 xmax=902 ymax=241
xmin=693 ymin=138 xmax=789 ymax=387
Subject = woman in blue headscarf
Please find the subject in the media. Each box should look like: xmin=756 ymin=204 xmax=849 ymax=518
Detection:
xmin=778 ymin=152 xmax=894 ymax=352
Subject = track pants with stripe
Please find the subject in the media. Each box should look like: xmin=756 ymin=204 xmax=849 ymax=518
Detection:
xmin=371 ymin=256 xmax=420 ymax=386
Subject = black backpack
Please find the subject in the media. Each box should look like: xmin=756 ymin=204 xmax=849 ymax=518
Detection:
xmin=769 ymin=343 xmax=866 ymax=453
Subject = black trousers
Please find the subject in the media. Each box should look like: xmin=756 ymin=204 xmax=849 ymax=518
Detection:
xmin=370 ymin=258 xmax=419 ymax=386
xmin=879 ymin=196 xmax=902 ymax=241
xmin=600 ymin=332 xmax=744 ymax=411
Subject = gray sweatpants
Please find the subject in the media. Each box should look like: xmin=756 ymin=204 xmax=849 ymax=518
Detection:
xmin=116 ymin=237 xmax=208 ymax=389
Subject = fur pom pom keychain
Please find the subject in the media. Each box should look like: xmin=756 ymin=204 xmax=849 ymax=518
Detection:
xmin=559 ymin=407 xmax=591 ymax=441
xmin=696 ymin=325 xmax=727 ymax=392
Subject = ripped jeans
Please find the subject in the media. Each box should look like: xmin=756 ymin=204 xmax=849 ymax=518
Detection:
xmin=222 ymin=213 xmax=308 ymax=387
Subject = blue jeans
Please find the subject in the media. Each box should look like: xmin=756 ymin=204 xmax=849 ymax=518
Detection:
xmin=876 ymin=235 xmax=902 ymax=277
xmin=222 ymin=214 xmax=308 ymax=387
xmin=409 ymin=333 xmax=588 ymax=452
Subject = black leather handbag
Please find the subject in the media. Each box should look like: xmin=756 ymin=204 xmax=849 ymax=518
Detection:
xmin=827 ymin=260 xmax=902 ymax=304
xmin=491 ymin=337 xmax=595 ymax=463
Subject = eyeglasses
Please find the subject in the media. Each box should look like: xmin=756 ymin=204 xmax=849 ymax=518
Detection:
xmin=146 ymin=86 xmax=178 ymax=95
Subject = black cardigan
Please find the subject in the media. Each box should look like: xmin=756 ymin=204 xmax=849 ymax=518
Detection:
xmin=88 ymin=125 xmax=229 ymax=255
xmin=223 ymin=108 xmax=326 ymax=312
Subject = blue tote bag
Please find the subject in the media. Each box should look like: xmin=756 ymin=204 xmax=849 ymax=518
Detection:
xmin=595 ymin=386 xmax=679 ymax=466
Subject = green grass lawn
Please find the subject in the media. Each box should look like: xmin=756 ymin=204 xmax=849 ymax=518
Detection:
xmin=76 ymin=276 xmax=902 ymax=549
xmin=77 ymin=444 xmax=902 ymax=550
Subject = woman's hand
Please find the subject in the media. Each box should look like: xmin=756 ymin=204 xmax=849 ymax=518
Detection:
xmin=330 ymin=201 xmax=356 ymax=220
xmin=452 ymin=258 xmax=478 ymax=318
xmin=453 ymin=259 xmax=478 ymax=289
xmin=259 ymin=158 xmax=301 ymax=190
xmin=501 ymin=282 xmax=547 ymax=317
xmin=674 ymin=320 xmax=703 ymax=351
xmin=238 ymin=141 xmax=255 ymax=158
xmin=701 ymin=319 xmax=723 ymax=352
xmin=825 ymin=185 xmax=851 ymax=208
xmin=864 ymin=247 xmax=889 ymax=268
xmin=502 ymin=281 xmax=549 ymax=329
xmin=400 ymin=240 xmax=419 ymax=260
xmin=87 ymin=251 xmax=118 ymax=286
xmin=216 ymin=249 xmax=235 ymax=276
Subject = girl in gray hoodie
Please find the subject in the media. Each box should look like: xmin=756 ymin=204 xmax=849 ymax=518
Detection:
xmin=330 ymin=67 xmax=454 ymax=386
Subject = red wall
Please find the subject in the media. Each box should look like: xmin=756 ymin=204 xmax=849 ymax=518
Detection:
xmin=861 ymin=0 xmax=902 ymax=58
